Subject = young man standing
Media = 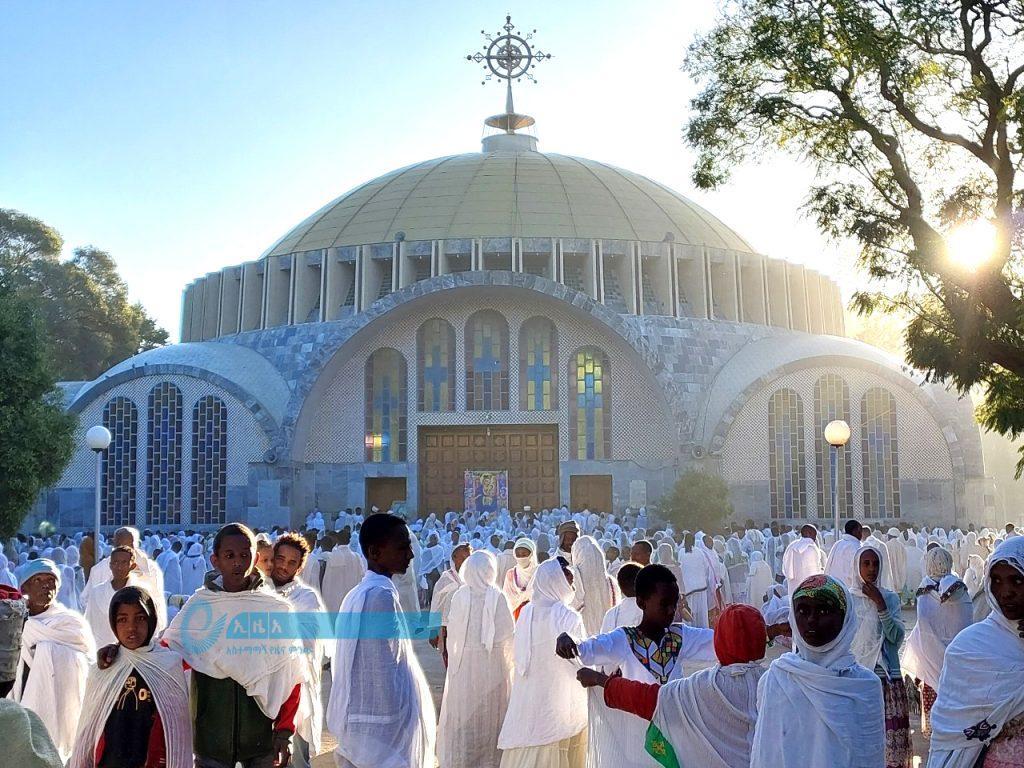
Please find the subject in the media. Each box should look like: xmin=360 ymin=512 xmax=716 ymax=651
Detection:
xmin=83 ymin=546 xmax=142 ymax=647
xmin=82 ymin=527 xmax=165 ymax=628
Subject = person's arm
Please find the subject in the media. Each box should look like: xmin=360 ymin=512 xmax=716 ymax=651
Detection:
xmin=679 ymin=625 xmax=718 ymax=662
xmin=270 ymin=682 xmax=301 ymax=766
xmin=564 ymin=629 xmax=622 ymax=667
xmin=603 ymin=676 xmax=660 ymax=721
xmin=878 ymin=590 xmax=905 ymax=647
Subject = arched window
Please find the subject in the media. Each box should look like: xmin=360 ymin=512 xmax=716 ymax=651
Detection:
xmin=365 ymin=348 xmax=407 ymax=462
xmin=814 ymin=375 xmax=853 ymax=518
xmin=102 ymin=397 xmax=137 ymax=527
xmin=147 ymin=383 xmax=182 ymax=526
xmin=417 ymin=319 xmax=455 ymax=412
xmin=862 ymin=387 xmax=901 ymax=517
xmin=570 ymin=347 xmax=611 ymax=460
xmin=192 ymin=396 xmax=227 ymax=526
xmin=519 ymin=317 xmax=558 ymax=411
xmin=465 ymin=310 xmax=509 ymax=411
xmin=768 ymin=388 xmax=805 ymax=518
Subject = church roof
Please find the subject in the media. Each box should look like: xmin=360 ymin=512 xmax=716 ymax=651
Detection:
xmin=262 ymin=150 xmax=756 ymax=257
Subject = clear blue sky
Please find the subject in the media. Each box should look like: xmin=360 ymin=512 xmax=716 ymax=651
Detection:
xmin=1 ymin=0 xmax=856 ymax=341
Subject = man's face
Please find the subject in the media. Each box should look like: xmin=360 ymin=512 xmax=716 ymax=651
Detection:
xmin=630 ymin=542 xmax=651 ymax=565
xmin=271 ymin=543 xmax=305 ymax=587
xmin=990 ymin=562 xmax=1024 ymax=621
xmin=371 ymin=526 xmax=415 ymax=575
xmin=211 ymin=534 xmax=256 ymax=591
xmin=110 ymin=551 xmax=134 ymax=581
xmin=452 ymin=545 xmax=471 ymax=572
xmin=559 ymin=530 xmax=578 ymax=552
xmin=23 ymin=573 xmax=57 ymax=613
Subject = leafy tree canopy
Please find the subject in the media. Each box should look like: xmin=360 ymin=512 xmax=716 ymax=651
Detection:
xmin=685 ymin=0 xmax=1024 ymax=469
xmin=659 ymin=469 xmax=734 ymax=533
xmin=0 ymin=209 xmax=168 ymax=380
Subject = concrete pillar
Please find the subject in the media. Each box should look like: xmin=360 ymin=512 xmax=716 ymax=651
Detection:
xmin=218 ymin=267 xmax=241 ymax=336
xmin=202 ymin=272 xmax=222 ymax=340
xmin=239 ymin=261 xmax=263 ymax=332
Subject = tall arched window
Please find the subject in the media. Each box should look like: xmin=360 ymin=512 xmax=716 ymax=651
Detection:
xmin=417 ymin=319 xmax=455 ymax=412
xmin=465 ymin=310 xmax=509 ymax=411
xmin=769 ymin=388 xmax=805 ymax=518
xmin=192 ymin=396 xmax=227 ymax=526
xmin=102 ymin=397 xmax=137 ymax=527
xmin=365 ymin=348 xmax=407 ymax=462
xmin=862 ymin=387 xmax=901 ymax=517
xmin=570 ymin=347 xmax=611 ymax=460
xmin=814 ymin=374 xmax=853 ymax=518
xmin=147 ymin=383 xmax=182 ymax=526
xmin=520 ymin=317 xmax=558 ymax=411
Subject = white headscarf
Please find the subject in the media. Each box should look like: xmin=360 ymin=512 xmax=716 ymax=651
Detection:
xmin=514 ymin=558 xmax=577 ymax=675
xmin=448 ymin=552 xmax=511 ymax=668
xmin=848 ymin=543 xmax=887 ymax=672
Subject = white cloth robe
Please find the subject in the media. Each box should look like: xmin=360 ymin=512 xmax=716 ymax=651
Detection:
xmin=83 ymin=574 xmax=144 ymax=648
xmin=600 ymin=597 xmax=642 ymax=633
xmin=320 ymin=547 xmax=366 ymax=612
xmin=178 ymin=551 xmax=207 ymax=595
xmin=781 ymin=537 xmax=825 ymax=591
xmin=886 ymin=537 xmax=907 ymax=594
xmin=83 ymin=550 xmax=166 ymax=629
xmin=275 ymin=577 xmax=328 ymax=755
xmin=823 ymin=534 xmax=862 ymax=590
xmin=901 ymin=586 xmax=973 ymax=691
xmin=678 ymin=550 xmax=713 ymax=628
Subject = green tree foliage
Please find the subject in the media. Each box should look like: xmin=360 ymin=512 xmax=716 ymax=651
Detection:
xmin=0 ymin=209 xmax=168 ymax=381
xmin=659 ymin=470 xmax=734 ymax=533
xmin=0 ymin=283 xmax=76 ymax=537
xmin=685 ymin=0 xmax=1024 ymax=469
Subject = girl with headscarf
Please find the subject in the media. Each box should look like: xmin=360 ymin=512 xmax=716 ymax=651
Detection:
xmin=438 ymin=552 xmax=515 ymax=768
xmin=851 ymin=544 xmax=911 ymax=768
xmin=901 ymin=546 xmax=973 ymax=734
xmin=751 ymin=574 xmax=884 ymax=767
xmin=69 ymin=586 xmax=191 ymax=768
xmin=927 ymin=536 xmax=1024 ymax=768
xmin=497 ymin=558 xmax=587 ymax=768
xmin=571 ymin=536 xmax=619 ymax=637
xmin=502 ymin=538 xmax=538 ymax=620
xmin=746 ymin=552 xmax=774 ymax=608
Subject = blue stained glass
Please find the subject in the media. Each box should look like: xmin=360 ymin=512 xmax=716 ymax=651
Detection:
xmin=572 ymin=349 xmax=609 ymax=460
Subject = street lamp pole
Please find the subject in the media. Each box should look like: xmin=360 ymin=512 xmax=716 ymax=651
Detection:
xmin=824 ymin=420 xmax=851 ymax=537
xmin=86 ymin=425 xmax=112 ymax=559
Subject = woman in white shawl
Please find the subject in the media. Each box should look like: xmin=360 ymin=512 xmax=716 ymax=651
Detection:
xmin=746 ymin=552 xmax=774 ymax=608
xmin=179 ymin=542 xmax=207 ymax=595
xmin=438 ymin=551 xmax=515 ymax=768
xmin=502 ymin=538 xmax=538 ymax=620
xmin=497 ymin=558 xmax=587 ymax=768
xmin=901 ymin=546 xmax=973 ymax=734
xmin=678 ymin=533 xmax=714 ymax=628
xmin=751 ymin=573 xmax=884 ymax=768
xmin=927 ymin=536 xmax=1024 ymax=768
xmin=965 ymin=553 xmax=992 ymax=623
xmin=571 ymin=535 xmax=619 ymax=636
xmin=51 ymin=548 xmax=81 ymax=612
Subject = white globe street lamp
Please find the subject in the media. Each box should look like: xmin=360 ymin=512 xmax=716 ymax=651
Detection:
xmin=86 ymin=426 xmax=112 ymax=556
xmin=824 ymin=420 xmax=851 ymax=536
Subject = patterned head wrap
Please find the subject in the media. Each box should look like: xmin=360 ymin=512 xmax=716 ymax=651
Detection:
xmin=792 ymin=574 xmax=847 ymax=615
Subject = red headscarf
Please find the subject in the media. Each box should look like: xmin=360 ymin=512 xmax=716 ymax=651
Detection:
xmin=713 ymin=603 xmax=767 ymax=665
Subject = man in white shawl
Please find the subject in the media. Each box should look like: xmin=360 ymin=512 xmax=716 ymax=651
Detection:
xmin=751 ymin=573 xmax=884 ymax=768
xmin=326 ymin=513 xmax=436 ymax=768
xmin=438 ymin=551 xmax=515 ymax=768
xmin=498 ymin=557 xmax=587 ymax=768
xmin=927 ymin=536 xmax=1024 ymax=767
xmin=82 ymin=527 xmax=166 ymax=630
xmin=157 ymin=541 xmax=184 ymax=596
xmin=885 ymin=528 xmax=908 ymax=600
xmin=781 ymin=524 xmax=825 ymax=591
xmin=321 ymin=528 xmax=366 ymax=612
xmin=430 ymin=543 xmax=471 ymax=666
xmin=83 ymin=546 xmax=148 ymax=648
xmin=179 ymin=541 xmax=208 ymax=595
xmin=824 ymin=519 xmax=864 ymax=589
xmin=13 ymin=558 xmax=96 ymax=763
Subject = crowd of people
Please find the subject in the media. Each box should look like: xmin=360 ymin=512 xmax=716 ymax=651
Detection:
xmin=0 ymin=504 xmax=1022 ymax=768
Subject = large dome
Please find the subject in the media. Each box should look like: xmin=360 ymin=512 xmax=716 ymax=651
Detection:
xmin=264 ymin=149 xmax=755 ymax=257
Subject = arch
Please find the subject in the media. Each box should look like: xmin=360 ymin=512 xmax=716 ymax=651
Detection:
xmin=519 ymin=316 xmax=559 ymax=411
xmin=192 ymin=395 xmax=228 ymax=526
xmin=102 ymin=397 xmax=138 ymax=527
xmin=365 ymin=348 xmax=407 ymax=462
xmin=769 ymin=388 xmax=805 ymax=518
xmin=570 ymin=347 xmax=611 ymax=460
xmin=417 ymin=318 xmax=455 ymax=412
xmin=465 ymin=310 xmax=510 ymax=411
xmin=814 ymin=374 xmax=853 ymax=518
xmin=862 ymin=387 xmax=901 ymax=517
xmin=147 ymin=383 xmax=183 ymax=526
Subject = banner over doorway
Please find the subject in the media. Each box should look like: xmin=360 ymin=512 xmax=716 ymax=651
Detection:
xmin=464 ymin=470 xmax=509 ymax=514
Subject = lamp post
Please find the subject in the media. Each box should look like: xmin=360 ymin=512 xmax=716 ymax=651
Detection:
xmin=824 ymin=420 xmax=851 ymax=537
xmin=86 ymin=425 xmax=112 ymax=558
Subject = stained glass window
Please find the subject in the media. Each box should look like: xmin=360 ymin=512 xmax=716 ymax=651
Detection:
xmin=814 ymin=375 xmax=853 ymax=518
xmin=570 ymin=348 xmax=611 ymax=460
xmin=417 ymin=319 xmax=455 ymax=412
xmin=519 ymin=317 xmax=558 ymax=411
xmin=192 ymin=396 xmax=227 ymax=526
xmin=862 ymin=387 xmax=901 ymax=518
xmin=768 ymin=388 xmax=805 ymax=519
xmin=465 ymin=310 xmax=509 ymax=411
xmin=365 ymin=348 xmax=407 ymax=462
xmin=146 ymin=383 xmax=182 ymax=526
xmin=102 ymin=397 xmax=137 ymax=527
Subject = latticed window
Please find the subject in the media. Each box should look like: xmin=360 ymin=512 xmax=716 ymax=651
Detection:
xmin=465 ymin=310 xmax=509 ymax=411
xmin=519 ymin=317 xmax=558 ymax=411
xmin=192 ymin=396 xmax=227 ymax=526
xmin=146 ymin=383 xmax=182 ymax=525
xmin=365 ymin=348 xmax=407 ymax=462
xmin=862 ymin=387 xmax=901 ymax=518
xmin=570 ymin=348 xmax=611 ymax=460
xmin=417 ymin=319 xmax=455 ymax=412
xmin=768 ymin=388 xmax=805 ymax=518
xmin=102 ymin=397 xmax=137 ymax=527
xmin=814 ymin=374 xmax=853 ymax=518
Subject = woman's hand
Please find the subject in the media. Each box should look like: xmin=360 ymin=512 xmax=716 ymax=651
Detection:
xmin=862 ymin=581 xmax=887 ymax=611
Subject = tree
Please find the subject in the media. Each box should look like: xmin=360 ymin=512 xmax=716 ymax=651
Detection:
xmin=685 ymin=0 xmax=1024 ymax=469
xmin=0 ymin=282 xmax=76 ymax=537
xmin=0 ymin=209 xmax=168 ymax=380
xmin=659 ymin=470 xmax=734 ymax=533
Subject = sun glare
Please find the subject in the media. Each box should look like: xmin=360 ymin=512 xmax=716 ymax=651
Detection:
xmin=945 ymin=219 xmax=998 ymax=271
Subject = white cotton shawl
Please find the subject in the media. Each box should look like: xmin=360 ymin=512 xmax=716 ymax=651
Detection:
xmin=572 ymin=535 xmax=618 ymax=636
xmin=848 ymin=542 xmax=887 ymax=672
xmin=652 ymin=662 xmax=765 ymax=768
xmin=927 ymin=537 xmax=1024 ymax=768
xmin=447 ymin=552 xmax=509 ymax=663
xmin=751 ymin=578 xmax=884 ymax=768
xmin=69 ymin=643 xmax=191 ymax=768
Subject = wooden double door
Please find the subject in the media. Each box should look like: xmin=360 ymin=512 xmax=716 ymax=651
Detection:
xmin=570 ymin=474 xmax=613 ymax=514
xmin=418 ymin=425 xmax=560 ymax=514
